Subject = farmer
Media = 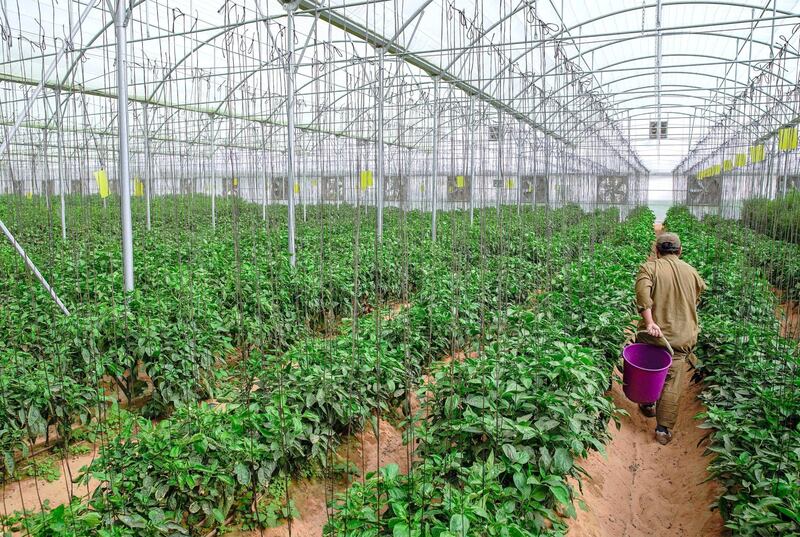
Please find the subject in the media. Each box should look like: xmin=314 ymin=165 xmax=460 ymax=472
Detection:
xmin=634 ymin=232 xmax=706 ymax=445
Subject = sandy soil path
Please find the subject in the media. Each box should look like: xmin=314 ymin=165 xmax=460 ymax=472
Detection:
xmin=567 ymin=377 xmax=726 ymax=537
xmin=569 ymin=220 xmax=725 ymax=537
xmin=0 ymin=445 xmax=100 ymax=517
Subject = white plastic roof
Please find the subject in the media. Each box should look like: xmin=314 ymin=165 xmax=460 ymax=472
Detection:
xmin=1 ymin=0 xmax=799 ymax=173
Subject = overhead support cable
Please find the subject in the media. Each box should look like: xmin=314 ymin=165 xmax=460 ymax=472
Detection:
xmin=655 ymin=0 xmax=663 ymax=157
xmin=294 ymin=0 xmax=571 ymax=145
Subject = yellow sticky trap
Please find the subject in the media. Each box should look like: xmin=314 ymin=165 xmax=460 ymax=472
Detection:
xmin=750 ymin=145 xmax=765 ymax=163
xmin=420 ymin=184 xmax=425 ymax=192
xmin=311 ymin=180 xmax=318 ymax=188
xmin=506 ymin=179 xmax=514 ymax=189
xmin=456 ymin=175 xmax=465 ymax=188
xmin=360 ymin=170 xmax=373 ymax=191
xmin=232 ymin=177 xmax=239 ymax=187
xmin=723 ymin=160 xmax=732 ymax=172
xmin=94 ymin=169 xmax=109 ymax=198
xmin=734 ymin=153 xmax=747 ymax=167
xmin=26 ymin=192 xmax=32 ymax=199
xmin=779 ymin=127 xmax=798 ymax=151
xmin=293 ymin=182 xmax=300 ymax=194
xmin=134 ymin=177 xmax=144 ymax=197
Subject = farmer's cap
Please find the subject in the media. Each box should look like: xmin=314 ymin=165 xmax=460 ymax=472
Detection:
xmin=656 ymin=232 xmax=681 ymax=252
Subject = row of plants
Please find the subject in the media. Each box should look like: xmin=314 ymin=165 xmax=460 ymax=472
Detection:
xmin=1 ymin=195 xmax=607 ymax=481
xmin=702 ymin=212 xmax=800 ymax=300
xmin=1 ymin=196 xmax=624 ymax=535
xmin=741 ymin=190 xmax=800 ymax=245
xmin=665 ymin=206 xmax=800 ymax=536
xmin=323 ymin=207 xmax=657 ymax=536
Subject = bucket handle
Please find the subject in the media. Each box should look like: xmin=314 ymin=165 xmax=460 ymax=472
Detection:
xmin=635 ymin=330 xmax=674 ymax=357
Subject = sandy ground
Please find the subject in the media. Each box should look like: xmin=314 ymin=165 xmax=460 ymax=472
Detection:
xmin=566 ymin=375 xmax=726 ymax=537
xmin=778 ymin=299 xmax=800 ymax=339
xmin=0 ymin=444 xmax=100 ymax=517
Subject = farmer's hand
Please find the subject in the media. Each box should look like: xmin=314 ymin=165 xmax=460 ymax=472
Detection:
xmin=646 ymin=322 xmax=663 ymax=338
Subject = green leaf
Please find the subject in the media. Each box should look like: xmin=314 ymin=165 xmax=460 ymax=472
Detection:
xmin=553 ymin=447 xmax=573 ymax=474
xmin=393 ymin=522 xmax=410 ymax=537
xmin=212 ymin=507 xmax=226 ymax=524
xmin=531 ymin=485 xmax=547 ymax=502
xmin=148 ymin=508 xmax=165 ymax=525
xmin=119 ymin=514 xmax=147 ymax=529
xmin=3 ymin=452 xmax=14 ymax=477
xmin=464 ymin=395 xmax=491 ymax=409
xmin=550 ymin=483 xmax=571 ymax=506
xmin=502 ymin=444 xmax=518 ymax=463
xmin=450 ymin=514 xmax=470 ymax=535
xmin=234 ymin=462 xmax=251 ymax=486
xmin=154 ymin=483 xmax=169 ymax=502
xmin=382 ymin=463 xmax=400 ymax=482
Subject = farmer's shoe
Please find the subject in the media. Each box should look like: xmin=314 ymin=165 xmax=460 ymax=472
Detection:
xmin=655 ymin=425 xmax=673 ymax=445
xmin=638 ymin=403 xmax=656 ymax=418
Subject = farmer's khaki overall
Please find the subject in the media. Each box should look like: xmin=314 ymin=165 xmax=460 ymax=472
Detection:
xmin=635 ymin=254 xmax=706 ymax=429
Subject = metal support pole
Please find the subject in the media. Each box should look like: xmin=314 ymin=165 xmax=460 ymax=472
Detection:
xmin=210 ymin=114 xmax=216 ymax=229
xmin=143 ymin=103 xmax=152 ymax=230
xmin=115 ymin=0 xmax=134 ymax=292
xmin=285 ymin=1 xmax=299 ymax=267
xmin=468 ymin=95 xmax=476 ymax=225
xmin=496 ymin=111 xmax=503 ymax=217
xmin=261 ymin=123 xmax=267 ymax=221
xmin=0 ymin=220 xmax=70 ymax=315
xmin=516 ymin=128 xmax=523 ymax=216
xmin=43 ymin=124 xmax=50 ymax=211
xmin=376 ymin=47 xmax=386 ymax=241
xmin=769 ymin=0 xmax=777 ymax=59
xmin=55 ymin=89 xmax=67 ymax=241
xmin=431 ymin=76 xmax=440 ymax=242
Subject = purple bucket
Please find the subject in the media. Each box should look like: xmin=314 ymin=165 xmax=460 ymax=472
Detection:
xmin=622 ymin=343 xmax=673 ymax=403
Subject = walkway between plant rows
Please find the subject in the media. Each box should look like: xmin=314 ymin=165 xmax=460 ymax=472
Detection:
xmin=567 ymin=223 xmax=725 ymax=537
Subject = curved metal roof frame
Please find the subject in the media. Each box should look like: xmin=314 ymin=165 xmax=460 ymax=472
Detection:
xmin=139 ymin=0 xmax=596 ymax=150
xmin=552 ymin=73 xmax=776 ymax=134
xmin=447 ymin=2 xmax=794 ymax=110
xmin=5 ymin=0 xmax=797 ymax=177
xmin=508 ymin=30 xmax=793 ymax=108
xmin=2 ymin=0 xmax=648 ymax=172
xmin=563 ymin=88 xmax=758 ymax=146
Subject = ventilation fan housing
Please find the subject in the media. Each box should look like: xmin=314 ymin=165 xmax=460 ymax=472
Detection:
xmin=687 ymin=176 xmax=721 ymax=206
xmin=597 ymin=175 xmax=629 ymax=204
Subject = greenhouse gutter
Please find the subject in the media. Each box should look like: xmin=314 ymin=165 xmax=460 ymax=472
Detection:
xmin=0 ymin=73 xmax=416 ymax=152
xmin=297 ymin=0 xmax=571 ymax=147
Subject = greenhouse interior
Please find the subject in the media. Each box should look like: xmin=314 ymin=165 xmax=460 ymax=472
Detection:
xmin=1 ymin=0 xmax=799 ymax=535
